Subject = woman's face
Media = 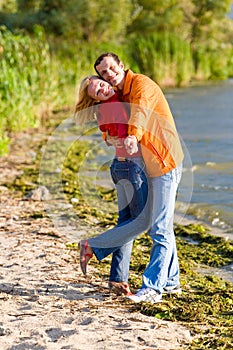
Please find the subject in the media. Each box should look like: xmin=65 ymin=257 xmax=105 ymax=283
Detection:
xmin=87 ymin=78 xmax=115 ymax=101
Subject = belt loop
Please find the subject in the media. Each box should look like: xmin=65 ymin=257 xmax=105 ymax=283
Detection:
xmin=116 ymin=157 xmax=126 ymax=161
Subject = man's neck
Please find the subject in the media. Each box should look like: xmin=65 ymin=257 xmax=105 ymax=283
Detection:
xmin=116 ymin=71 xmax=126 ymax=90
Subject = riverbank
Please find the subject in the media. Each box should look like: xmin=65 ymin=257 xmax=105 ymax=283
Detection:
xmin=0 ymin=125 xmax=232 ymax=349
xmin=0 ymin=129 xmax=192 ymax=349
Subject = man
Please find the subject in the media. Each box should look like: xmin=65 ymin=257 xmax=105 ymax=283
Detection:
xmin=94 ymin=52 xmax=184 ymax=303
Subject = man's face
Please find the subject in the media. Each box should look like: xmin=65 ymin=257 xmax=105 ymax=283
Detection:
xmin=95 ymin=56 xmax=125 ymax=89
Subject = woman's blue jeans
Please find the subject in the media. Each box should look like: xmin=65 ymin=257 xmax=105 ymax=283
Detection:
xmin=92 ymin=157 xmax=148 ymax=282
xmin=88 ymin=164 xmax=182 ymax=291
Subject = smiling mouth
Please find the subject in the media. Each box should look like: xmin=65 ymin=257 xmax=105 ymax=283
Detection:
xmin=109 ymin=75 xmax=116 ymax=83
xmin=104 ymin=86 xmax=111 ymax=95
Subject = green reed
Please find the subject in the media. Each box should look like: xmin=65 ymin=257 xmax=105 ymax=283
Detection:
xmin=129 ymin=32 xmax=233 ymax=86
xmin=1 ymin=26 xmax=232 ymax=157
xmin=0 ymin=28 xmax=130 ymax=155
xmin=129 ymin=33 xmax=194 ymax=86
xmin=0 ymin=25 xmax=59 ymax=154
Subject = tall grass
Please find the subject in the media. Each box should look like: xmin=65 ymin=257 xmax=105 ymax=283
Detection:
xmin=0 ymin=25 xmax=59 ymax=155
xmin=0 ymin=29 xmax=131 ymax=155
xmin=128 ymin=32 xmax=233 ymax=85
xmin=129 ymin=33 xmax=194 ymax=86
xmin=1 ymin=27 xmax=232 ymax=156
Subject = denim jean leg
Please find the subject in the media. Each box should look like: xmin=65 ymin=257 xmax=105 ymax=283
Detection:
xmin=110 ymin=173 xmax=132 ymax=282
xmin=89 ymin=160 xmax=150 ymax=257
xmin=142 ymin=165 xmax=182 ymax=293
xmin=109 ymin=241 xmax=133 ymax=282
xmin=109 ymin=158 xmax=148 ymax=282
xmin=92 ymin=158 xmax=148 ymax=282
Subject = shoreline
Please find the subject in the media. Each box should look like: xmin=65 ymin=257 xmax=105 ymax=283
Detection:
xmin=174 ymin=212 xmax=232 ymax=241
xmin=0 ymin=125 xmax=232 ymax=349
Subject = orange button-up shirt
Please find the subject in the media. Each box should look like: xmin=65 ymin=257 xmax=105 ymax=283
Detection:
xmin=121 ymin=69 xmax=184 ymax=177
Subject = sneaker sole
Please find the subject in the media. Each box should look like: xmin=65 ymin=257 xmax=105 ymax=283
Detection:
xmin=163 ymin=287 xmax=182 ymax=294
xmin=126 ymin=295 xmax=162 ymax=304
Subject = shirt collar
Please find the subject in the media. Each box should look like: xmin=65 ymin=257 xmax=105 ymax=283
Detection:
xmin=116 ymin=69 xmax=133 ymax=96
xmin=122 ymin=69 xmax=134 ymax=95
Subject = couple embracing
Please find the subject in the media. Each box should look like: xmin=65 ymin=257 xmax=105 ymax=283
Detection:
xmin=75 ymin=52 xmax=184 ymax=304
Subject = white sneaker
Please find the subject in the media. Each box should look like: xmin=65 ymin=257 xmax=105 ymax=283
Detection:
xmin=127 ymin=288 xmax=162 ymax=304
xmin=163 ymin=285 xmax=182 ymax=294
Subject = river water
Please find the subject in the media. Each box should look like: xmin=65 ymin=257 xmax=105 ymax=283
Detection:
xmin=166 ymin=79 xmax=233 ymax=238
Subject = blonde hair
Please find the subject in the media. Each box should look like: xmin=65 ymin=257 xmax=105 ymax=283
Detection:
xmin=74 ymin=75 xmax=99 ymax=126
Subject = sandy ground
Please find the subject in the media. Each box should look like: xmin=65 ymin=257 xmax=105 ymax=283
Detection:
xmin=0 ymin=193 xmax=192 ymax=350
xmin=0 ymin=131 xmax=192 ymax=350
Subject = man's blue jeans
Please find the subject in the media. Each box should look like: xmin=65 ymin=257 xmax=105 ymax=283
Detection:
xmin=92 ymin=157 xmax=148 ymax=282
xmin=142 ymin=164 xmax=183 ymax=293
xmin=89 ymin=164 xmax=182 ymax=291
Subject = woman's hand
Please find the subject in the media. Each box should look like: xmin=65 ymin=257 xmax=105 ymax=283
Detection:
xmin=106 ymin=131 xmax=123 ymax=148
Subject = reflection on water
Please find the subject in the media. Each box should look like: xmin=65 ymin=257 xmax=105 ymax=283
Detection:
xmin=166 ymin=80 xmax=233 ymax=234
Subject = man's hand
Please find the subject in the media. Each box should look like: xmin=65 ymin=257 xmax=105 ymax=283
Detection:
xmin=124 ymin=135 xmax=138 ymax=155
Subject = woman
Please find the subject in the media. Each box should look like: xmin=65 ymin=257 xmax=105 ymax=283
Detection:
xmin=75 ymin=76 xmax=148 ymax=296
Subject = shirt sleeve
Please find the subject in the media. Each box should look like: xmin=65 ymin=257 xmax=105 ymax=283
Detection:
xmin=127 ymin=76 xmax=156 ymax=141
xmin=127 ymin=75 xmax=175 ymax=142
